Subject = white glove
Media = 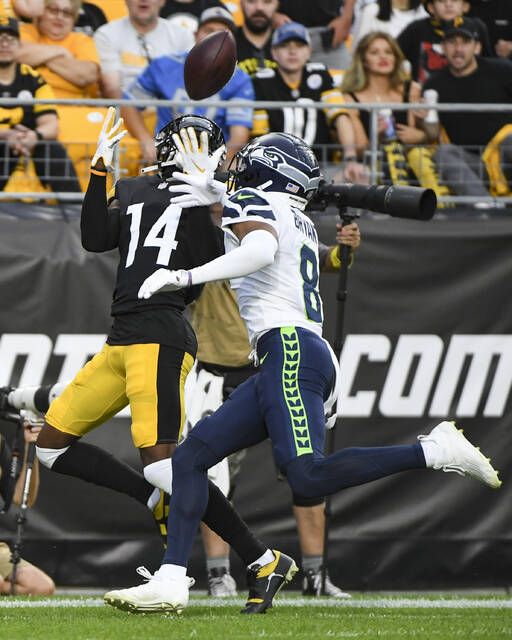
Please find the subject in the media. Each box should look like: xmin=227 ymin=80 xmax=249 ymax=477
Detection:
xmin=138 ymin=268 xmax=191 ymax=300
xmin=168 ymin=171 xmax=228 ymax=208
xmin=172 ymin=127 xmax=226 ymax=175
xmin=91 ymin=106 xmax=128 ymax=170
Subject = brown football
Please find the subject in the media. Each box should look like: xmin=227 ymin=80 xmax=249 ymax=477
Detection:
xmin=184 ymin=30 xmax=237 ymax=100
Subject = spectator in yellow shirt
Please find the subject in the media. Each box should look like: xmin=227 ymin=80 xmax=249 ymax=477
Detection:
xmin=17 ymin=0 xmax=99 ymax=98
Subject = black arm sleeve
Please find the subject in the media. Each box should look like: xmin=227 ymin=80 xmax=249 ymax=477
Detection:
xmin=81 ymin=173 xmax=120 ymax=252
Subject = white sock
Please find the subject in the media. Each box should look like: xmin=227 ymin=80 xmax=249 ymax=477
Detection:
xmin=146 ymin=487 xmax=160 ymax=511
xmin=143 ymin=458 xmax=172 ymax=493
xmin=420 ymin=440 xmax=437 ymax=468
xmin=156 ymin=563 xmax=187 ymax=581
xmin=248 ymin=549 xmax=274 ymax=569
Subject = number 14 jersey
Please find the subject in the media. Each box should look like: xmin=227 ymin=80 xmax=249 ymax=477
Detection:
xmin=88 ymin=174 xmax=222 ymax=348
xmin=222 ymin=188 xmax=324 ymax=347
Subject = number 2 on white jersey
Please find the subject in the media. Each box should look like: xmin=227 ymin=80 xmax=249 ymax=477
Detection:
xmin=125 ymin=202 xmax=181 ymax=268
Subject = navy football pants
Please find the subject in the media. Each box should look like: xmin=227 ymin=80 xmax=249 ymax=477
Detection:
xmin=163 ymin=327 xmax=426 ymax=566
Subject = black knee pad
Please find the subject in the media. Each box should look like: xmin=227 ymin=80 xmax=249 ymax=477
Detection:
xmin=292 ymin=493 xmax=325 ymax=507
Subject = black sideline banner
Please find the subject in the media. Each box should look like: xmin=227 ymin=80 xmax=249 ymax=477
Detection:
xmin=0 ymin=206 xmax=511 ymax=590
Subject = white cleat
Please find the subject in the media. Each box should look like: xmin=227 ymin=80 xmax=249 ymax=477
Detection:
xmin=418 ymin=421 xmax=501 ymax=489
xmin=104 ymin=566 xmax=193 ymax=614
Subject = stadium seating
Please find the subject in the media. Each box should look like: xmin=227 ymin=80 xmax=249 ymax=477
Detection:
xmin=88 ymin=0 xmax=127 ymax=22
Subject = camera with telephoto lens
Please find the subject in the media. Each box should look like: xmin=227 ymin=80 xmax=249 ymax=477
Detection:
xmin=308 ymin=181 xmax=436 ymax=220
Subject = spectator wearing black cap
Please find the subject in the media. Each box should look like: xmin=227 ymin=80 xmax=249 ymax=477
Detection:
xmin=252 ymin=21 xmax=367 ymax=182
xmin=122 ymin=7 xmax=253 ymax=163
xmin=398 ymin=0 xmax=492 ymax=82
xmin=0 ymin=16 xmax=80 ymax=193
xmin=272 ymin=0 xmax=356 ymax=69
xmin=467 ymin=0 xmax=512 ymax=59
xmin=424 ymin=18 xmax=512 ymax=198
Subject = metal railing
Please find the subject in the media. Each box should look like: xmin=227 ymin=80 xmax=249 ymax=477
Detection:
xmin=0 ymin=97 xmax=510 ymax=207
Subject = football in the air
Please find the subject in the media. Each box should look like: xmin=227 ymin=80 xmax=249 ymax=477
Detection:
xmin=184 ymin=30 xmax=237 ymax=100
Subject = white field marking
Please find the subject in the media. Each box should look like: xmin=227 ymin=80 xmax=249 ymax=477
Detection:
xmin=1 ymin=597 xmax=511 ymax=609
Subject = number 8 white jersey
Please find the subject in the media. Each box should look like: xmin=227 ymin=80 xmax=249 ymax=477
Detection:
xmin=222 ymin=187 xmax=323 ymax=347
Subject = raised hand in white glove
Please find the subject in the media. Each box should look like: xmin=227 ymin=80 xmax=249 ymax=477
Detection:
xmin=138 ymin=268 xmax=191 ymax=300
xmin=172 ymin=127 xmax=226 ymax=176
xmin=91 ymin=106 xmax=128 ymax=170
xmin=168 ymin=171 xmax=228 ymax=208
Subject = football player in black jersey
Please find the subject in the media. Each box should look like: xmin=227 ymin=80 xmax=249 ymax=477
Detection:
xmin=251 ymin=22 xmax=367 ymax=183
xmin=35 ymin=109 xmax=225 ymax=491
xmin=33 ymin=111 xmax=274 ymax=583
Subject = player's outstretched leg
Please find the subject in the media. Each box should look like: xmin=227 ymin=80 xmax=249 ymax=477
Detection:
xmin=419 ymin=421 xmax=501 ymax=488
xmin=241 ymin=550 xmax=298 ymax=614
xmin=284 ymin=421 xmax=501 ymax=501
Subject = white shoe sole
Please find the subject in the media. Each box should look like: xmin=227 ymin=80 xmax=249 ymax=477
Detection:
xmin=104 ymin=595 xmax=184 ymax=615
xmin=428 ymin=421 xmax=501 ymax=489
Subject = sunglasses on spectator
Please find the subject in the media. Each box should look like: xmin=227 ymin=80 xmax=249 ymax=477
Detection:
xmin=46 ymin=5 xmax=75 ymax=19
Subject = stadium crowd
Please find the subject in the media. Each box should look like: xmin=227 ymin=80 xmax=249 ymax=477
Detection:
xmin=0 ymin=0 xmax=507 ymax=202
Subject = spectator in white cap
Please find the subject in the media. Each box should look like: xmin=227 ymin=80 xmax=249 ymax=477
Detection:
xmin=160 ymin=0 xmax=227 ymax=34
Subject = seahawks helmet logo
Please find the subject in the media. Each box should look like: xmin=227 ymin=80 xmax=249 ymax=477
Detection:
xmin=249 ymin=145 xmax=320 ymax=194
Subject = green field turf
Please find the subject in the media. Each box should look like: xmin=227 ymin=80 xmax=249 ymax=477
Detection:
xmin=1 ymin=594 xmax=511 ymax=640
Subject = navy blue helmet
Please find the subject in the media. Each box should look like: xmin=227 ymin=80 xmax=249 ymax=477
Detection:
xmin=154 ymin=114 xmax=225 ymax=180
xmin=231 ymin=133 xmax=321 ymax=201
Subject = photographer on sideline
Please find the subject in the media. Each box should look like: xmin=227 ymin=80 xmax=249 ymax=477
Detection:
xmin=0 ymin=420 xmax=55 ymax=595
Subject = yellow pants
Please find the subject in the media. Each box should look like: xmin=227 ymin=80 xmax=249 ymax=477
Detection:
xmin=46 ymin=343 xmax=194 ymax=448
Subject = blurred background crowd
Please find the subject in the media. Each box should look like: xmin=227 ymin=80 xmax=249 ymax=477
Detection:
xmin=0 ymin=0 xmax=510 ymax=207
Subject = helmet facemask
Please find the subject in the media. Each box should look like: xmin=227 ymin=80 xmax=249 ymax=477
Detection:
xmin=146 ymin=115 xmax=226 ymax=181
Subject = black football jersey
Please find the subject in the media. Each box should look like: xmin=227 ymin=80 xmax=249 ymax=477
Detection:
xmin=0 ymin=64 xmax=56 ymax=132
xmin=251 ymin=63 xmax=347 ymax=149
xmin=234 ymin=27 xmax=276 ymax=77
xmin=107 ymin=174 xmax=222 ymax=317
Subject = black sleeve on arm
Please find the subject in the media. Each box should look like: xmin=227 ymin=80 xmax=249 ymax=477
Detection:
xmin=81 ymin=172 xmax=120 ymax=252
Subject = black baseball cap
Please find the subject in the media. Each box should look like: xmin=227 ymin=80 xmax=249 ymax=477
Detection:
xmin=442 ymin=18 xmax=480 ymax=41
xmin=0 ymin=16 xmax=19 ymax=38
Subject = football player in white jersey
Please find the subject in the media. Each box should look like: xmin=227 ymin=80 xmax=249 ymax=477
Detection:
xmin=104 ymin=132 xmax=501 ymax=616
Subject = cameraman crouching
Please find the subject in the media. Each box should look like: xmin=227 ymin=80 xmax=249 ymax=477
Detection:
xmin=0 ymin=421 xmax=54 ymax=596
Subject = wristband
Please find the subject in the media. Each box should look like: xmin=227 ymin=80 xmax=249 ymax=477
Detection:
xmin=344 ymin=155 xmax=357 ymax=163
xmin=90 ymin=167 xmax=108 ymax=177
xmin=329 ymin=245 xmax=341 ymax=269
